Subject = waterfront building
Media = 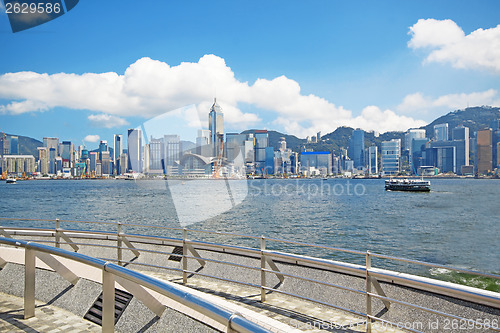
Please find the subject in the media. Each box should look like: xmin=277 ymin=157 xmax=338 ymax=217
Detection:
xmin=476 ymin=129 xmax=493 ymax=174
xmin=43 ymin=137 xmax=59 ymax=155
xmin=348 ymin=129 xmax=365 ymax=169
xmin=61 ymin=141 xmax=74 ymax=168
xmin=265 ymin=147 xmax=274 ymax=175
xmin=127 ymin=129 xmax=143 ymax=173
xmin=254 ymin=130 xmax=269 ymax=174
xmin=300 ymin=151 xmax=332 ymax=176
xmin=119 ymin=153 xmax=128 ymax=175
xmin=452 ymin=125 xmax=470 ymax=174
xmin=55 ymin=157 xmax=62 ymax=175
xmin=113 ymin=134 xmax=123 ymax=174
xmin=434 ymin=123 xmax=449 ymax=141
xmin=427 ymin=141 xmax=456 ymax=174
xmin=411 ymin=138 xmax=429 ymax=174
xmin=101 ymin=151 xmax=111 ymax=175
xmin=405 ymin=129 xmax=426 ymax=173
xmin=317 ymin=132 xmax=321 ymax=142
xmin=196 ymin=129 xmax=211 ymax=157
xmin=49 ymin=148 xmax=56 ymax=174
xmin=491 ymin=120 xmax=500 ymax=168
xmin=226 ymin=133 xmax=247 ymax=163
xmin=209 ymin=98 xmax=224 ymax=157
xmin=9 ymin=136 xmax=19 ymax=155
xmin=148 ymin=138 xmax=163 ymax=172
xmin=164 ymin=135 xmax=180 ymax=175
xmin=368 ymin=145 xmax=378 ymax=175
xmin=89 ymin=152 xmax=97 ymax=173
xmin=98 ymin=140 xmax=108 ymax=162
xmin=0 ymin=134 xmax=9 ymax=158
xmin=381 ymin=139 xmax=401 ymax=175
xmin=1 ymin=155 xmax=36 ymax=174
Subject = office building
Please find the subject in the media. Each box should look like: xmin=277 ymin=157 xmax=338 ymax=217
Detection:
xmin=101 ymin=151 xmax=111 ymax=175
xmin=113 ymin=134 xmax=123 ymax=174
xmin=427 ymin=141 xmax=456 ymax=173
xmin=1 ymin=155 xmax=36 ymax=174
xmin=452 ymin=126 xmax=470 ymax=174
xmin=254 ymin=130 xmax=268 ymax=174
xmin=127 ymin=129 xmax=142 ymax=173
xmin=348 ymin=129 xmax=365 ymax=169
xmin=148 ymin=138 xmax=163 ymax=172
xmin=119 ymin=153 xmax=128 ymax=175
xmin=405 ymin=129 xmax=426 ymax=151
xmin=265 ymin=147 xmax=274 ymax=175
xmin=209 ymin=98 xmax=224 ymax=157
xmin=49 ymin=148 xmax=56 ymax=174
xmin=89 ymin=152 xmax=98 ymax=173
xmin=300 ymin=151 xmax=332 ymax=176
xmin=434 ymin=123 xmax=449 ymax=141
xmin=9 ymin=136 xmax=19 ymax=155
xmin=411 ymin=138 xmax=429 ymax=173
xmin=60 ymin=141 xmax=74 ymax=168
xmin=368 ymin=145 xmax=378 ymax=175
xmin=381 ymin=139 xmax=401 ymax=175
xmin=164 ymin=135 xmax=180 ymax=174
xmin=196 ymin=129 xmax=211 ymax=157
xmin=476 ymin=129 xmax=493 ymax=174
xmin=43 ymin=137 xmax=59 ymax=154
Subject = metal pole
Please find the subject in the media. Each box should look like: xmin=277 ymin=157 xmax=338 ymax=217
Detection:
xmin=260 ymin=236 xmax=266 ymax=302
xmin=102 ymin=267 xmax=115 ymax=333
xmin=366 ymin=250 xmax=372 ymax=333
xmin=182 ymin=228 xmax=188 ymax=284
xmin=117 ymin=223 xmax=122 ymax=266
xmin=24 ymin=248 xmax=36 ymax=319
xmin=55 ymin=218 xmax=60 ymax=248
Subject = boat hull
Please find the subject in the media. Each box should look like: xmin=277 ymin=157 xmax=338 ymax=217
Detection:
xmin=385 ymin=184 xmax=430 ymax=192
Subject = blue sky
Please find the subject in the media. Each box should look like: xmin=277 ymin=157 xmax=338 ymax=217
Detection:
xmin=1 ymin=0 xmax=500 ymax=149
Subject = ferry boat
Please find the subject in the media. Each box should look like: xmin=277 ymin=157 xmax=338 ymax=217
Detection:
xmin=385 ymin=178 xmax=430 ymax=192
xmin=6 ymin=178 xmax=17 ymax=184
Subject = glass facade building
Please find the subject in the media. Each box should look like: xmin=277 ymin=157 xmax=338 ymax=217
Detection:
xmin=348 ymin=129 xmax=365 ymax=169
xmin=381 ymin=139 xmax=401 ymax=175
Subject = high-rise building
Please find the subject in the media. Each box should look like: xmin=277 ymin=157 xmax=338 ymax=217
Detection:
xmin=119 ymin=153 xmax=128 ymax=175
xmin=452 ymin=125 xmax=470 ymax=174
xmin=491 ymin=119 xmax=500 ymax=168
xmin=254 ymin=130 xmax=268 ymax=174
xmin=427 ymin=141 xmax=456 ymax=174
xmin=208 ymin=98 xmax=224 ymax=157
xmin=113 ymin=134 xmax=123 ymax=174
xmin=89 ymin=152 xmax=98 ymax=173
xmin=434 ymin=123 xmax=449 ymax=141
xmin=9 ymin=136 xmax=19 ymax=155
xmin=381 ymin=139 xmax=401 ymax=175
xmin=43 ymin=137 xmax=59 ymax=154
xmin=148 ymin=138 xmax=163 ymax=171
xmin=101 ymin=151 xmax=111 ymax=175
xmin=127 ymin=129 xmax=142 ymax=173
xmin=300 ymin=152 xmax=332 ymax=176
xmin=49 ymin=148 xmax=57 ymax=174
xmin=164 ymin=135 xmax=180 ymax=174
xmin=60 ymin=141 xmax=74 ymax=168
xmin=196 ymin=129 xmax=211 ymax=157
xmin=405 ymin=129 xmax=426 ymax=151
xmin=348 ymin=129 xmax=365 ymax=169
xmin=0 ymin=134 xmax=9 ymax=158
xmin=476 ymin=129 xmax=493 ymax=174
xmin=368 ymin=145 xmax=378 ymax=175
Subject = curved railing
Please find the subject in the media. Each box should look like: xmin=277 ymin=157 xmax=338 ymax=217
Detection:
xmin=0 ymin=236 xmax=269 ymax=333
xmin=0 ymin=217 xmax=499 ymax=333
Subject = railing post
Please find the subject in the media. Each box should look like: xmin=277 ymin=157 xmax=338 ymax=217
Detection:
xmin=260 ymin=236 xmax=266 ymax=302
xmin=182 ymin=228 xmax=188 ymax=284
xmin=55 ymin=218 xmax=60 ymax=248
xmin=366 ymin=250 xmax=372 ymax=333
xmin=24 ymin=248 xmax=36 ymax=319
xmin=102 ymin=266 xmax=115 ymax=333
xmin=117 ymin=223 xmax=122 ymax=266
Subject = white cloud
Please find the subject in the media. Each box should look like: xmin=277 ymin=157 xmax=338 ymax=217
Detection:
xmin=0 ymin=100 xmax=48 ymax=114
xmin=0 ymin=55 xmax=425 ymax=136
xmin=83 ymin=135 xmax=100 ymax=143
xmin=398 ymin=89 xmax=500 ymax=115
xmin=409 ymin=19 xmax=500 ymax=72
xmin=88 ymin=114 xmax=129 ymax=128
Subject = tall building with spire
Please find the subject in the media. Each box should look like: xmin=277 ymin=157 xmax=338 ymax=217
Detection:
xmin=208 ymin=98 xmax=224 ymax=157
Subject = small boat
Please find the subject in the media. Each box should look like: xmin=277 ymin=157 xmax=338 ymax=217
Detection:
xmin=6 ymin=178 xmax=17 ymax=184
xmin=385 ymin=178 xmax=430 ymax=192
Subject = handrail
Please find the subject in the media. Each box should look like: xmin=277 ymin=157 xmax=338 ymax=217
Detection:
xmin=1 ymin=218 xmax=500 ymax=333
xmin=0 ymin=237 xmax=270 ymax=333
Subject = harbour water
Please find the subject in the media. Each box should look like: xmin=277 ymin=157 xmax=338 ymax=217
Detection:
xmin=0 ymin=178 xmax=499 ymax=281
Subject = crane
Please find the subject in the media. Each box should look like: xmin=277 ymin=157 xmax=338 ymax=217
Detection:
xmin=212 ymin=141 xmax=224 ymax=178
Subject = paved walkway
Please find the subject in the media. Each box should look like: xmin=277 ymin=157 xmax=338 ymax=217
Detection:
xmin=0 ymin=292 xmax=101 ymax=332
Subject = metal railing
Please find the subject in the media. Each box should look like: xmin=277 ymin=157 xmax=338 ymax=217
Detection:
xmin=0 ymin=236 xmax=270 ymax=333
xmin=0 ymin=217 xmax=500 ymax=333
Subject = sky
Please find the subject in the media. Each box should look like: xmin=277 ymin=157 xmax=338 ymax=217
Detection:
xmin=1 ymin=0 xmax=500 ymax=149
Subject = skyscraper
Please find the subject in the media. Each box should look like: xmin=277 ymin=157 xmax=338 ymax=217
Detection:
xmin=9 ymin=136 xmax=19 ymax=155
xmin=208 ymin=98 xmax=224 ymax=157
xmin=43 ymin=137 xmax=59 ymax=154
xmin=127 ymin=129 xmax=143 ymax=173
xmin=164 ymin=135 xmax=180 ymax=175
xmin=434 ymin=123 xmax=449 ymax=141
xmin=348 ymin=129 xmax=365 ymax=169
xmin=476 ymin=129 xmax=493 ymax=174
xmin=254 ymin=130 xmax=268 ymax=174
xmin=452 ymin=125 xmax=470 ymax=174
xmin=113 ymin=135 xmax=123 ymax=175
xmin=368 ymin=145 xmax=378 ymax=175
xmin=381 ymin=139 xmax=401 ymax=175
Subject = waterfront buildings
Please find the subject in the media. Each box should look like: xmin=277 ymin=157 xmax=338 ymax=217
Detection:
xmin=381 ymin=139 xmax=401 ymax=175
xmin=127 ymin=129 xmax=142 ymax=173
xmin=1 ymin=155 xmax=35 ymax=174
xmin=164 ymin=135 xmax=180 ymax=175
xmin=348 ymin=129 xmax=365 ymax=169
xmin=300 ymin=151 xmax=332 ymax=176
xmin=113 ymin=134 xmax=123 ymax=175
xmin=254 ymin=130 xmax=269 ymax=174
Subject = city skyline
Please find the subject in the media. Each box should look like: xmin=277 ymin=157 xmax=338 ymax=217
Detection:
xmin=1 ymin=1 xmax=500 ymax=147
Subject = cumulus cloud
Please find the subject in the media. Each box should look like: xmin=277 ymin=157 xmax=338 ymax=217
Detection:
xmin=88 ymin=114 xmax=129 ymax=128
xmin=409 ymin=19 xmax=500 ymax=72
xmin=398 ymin=89 xmax=500 ymax=115
xmin=0 ymin=54 xmax=425 ymax=136
xmin=83 ymin=135 xmax=100 ymax=143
